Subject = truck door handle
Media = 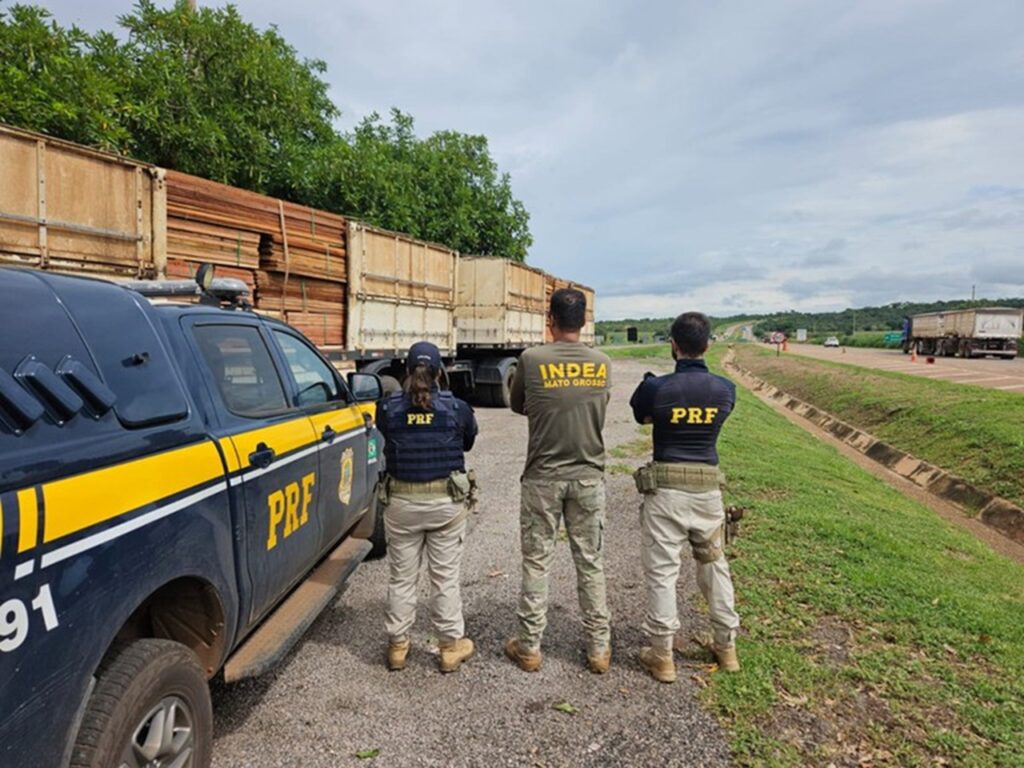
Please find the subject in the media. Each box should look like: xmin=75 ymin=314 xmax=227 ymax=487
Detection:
xmin=248 ymin=442 xmax=276 ymax=469
xmin=322 ymin=426 xmax=337 ymax=443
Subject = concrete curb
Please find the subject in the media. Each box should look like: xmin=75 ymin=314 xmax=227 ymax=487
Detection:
xmin=723 ymin=351 xmax=1024 ymax=546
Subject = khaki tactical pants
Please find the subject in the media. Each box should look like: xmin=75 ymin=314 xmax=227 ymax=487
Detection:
xmin=640 ymin=487 xmax=740 ymax=647
xmin=384 ymin=494 xmax=468 ymax=642
xmin=517 ymin=477 xmax=611 ymax=650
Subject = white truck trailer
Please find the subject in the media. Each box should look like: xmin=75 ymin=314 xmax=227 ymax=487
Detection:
xmin=902 ymin=308 xmax=1023 ymax=358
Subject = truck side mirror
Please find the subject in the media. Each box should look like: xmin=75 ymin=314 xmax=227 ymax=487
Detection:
xmin=348 ymin=372 xmax=383 ymax=402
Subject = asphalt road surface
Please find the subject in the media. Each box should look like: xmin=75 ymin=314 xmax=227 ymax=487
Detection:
xmin=210 ymin=357 xmax=731 ymax=768
xmin=785 ymin=343 xmax=1024 ymax=392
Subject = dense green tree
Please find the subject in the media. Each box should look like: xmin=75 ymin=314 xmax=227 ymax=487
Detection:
xmin=0 ymin=2 xmax=532 ymax=260
xmin=117 ymin=0 xmax=340 ymax=193
xmin=0 ymin=4 xmax=130 ymax=149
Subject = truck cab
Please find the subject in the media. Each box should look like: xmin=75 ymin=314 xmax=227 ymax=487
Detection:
xmin=0 ymin=267 xmax=384 ymax=768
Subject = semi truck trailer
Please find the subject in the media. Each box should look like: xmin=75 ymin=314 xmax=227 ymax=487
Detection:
xmin=0 ymin=123 xmax=597 ymax=405
xmin=901 ymin=308 xmax=1023 ymax=358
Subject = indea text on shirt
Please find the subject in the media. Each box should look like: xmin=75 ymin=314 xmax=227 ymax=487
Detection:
xmin=538 ymin=362 xmax=608 ymax=388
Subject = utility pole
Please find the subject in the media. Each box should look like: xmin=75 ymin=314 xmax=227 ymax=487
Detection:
xmin=188 ymin=0 xmax=197 ymax=10
xmin=971 ymin=284 xmax=976 ymax=301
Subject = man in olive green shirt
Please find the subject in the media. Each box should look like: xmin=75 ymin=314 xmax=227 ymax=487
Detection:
xmin=505 ymin=288 xmax=613 ymax=674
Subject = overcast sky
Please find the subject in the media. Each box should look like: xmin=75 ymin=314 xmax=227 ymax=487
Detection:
xmin=34 ymin=0 xmax=1024 ymax=319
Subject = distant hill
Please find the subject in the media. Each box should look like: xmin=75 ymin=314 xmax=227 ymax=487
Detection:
xmin=595 ymin=299 xmax=1024 ymax=343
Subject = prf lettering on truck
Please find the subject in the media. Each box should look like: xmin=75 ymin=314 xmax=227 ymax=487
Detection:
xmin=267 ymin=472 xmax=316 ymax=550
xmin=670 ymin=407 xmax=720 ymax=425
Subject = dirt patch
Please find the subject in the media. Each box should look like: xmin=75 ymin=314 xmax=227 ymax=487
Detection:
xmin=811 ymin=616 xmax=851 ymax=669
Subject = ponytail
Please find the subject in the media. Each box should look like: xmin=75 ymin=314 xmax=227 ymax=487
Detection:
xmin=405 ymin=364 xmax=436 ymax=410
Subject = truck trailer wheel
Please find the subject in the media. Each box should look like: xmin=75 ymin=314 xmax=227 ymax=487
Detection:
xmin=380 ymin=374 xmax=402 ymax=395
xmin=493 ymin=364 xmax=517 ymax=408
xmin=71 ymin=639 xmax=212 ymax=768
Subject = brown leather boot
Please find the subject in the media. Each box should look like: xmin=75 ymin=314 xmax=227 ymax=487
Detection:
xmin=438 ymin=637 xmax=475 ymax=673
xmin=713 ymin=644 xmax=740 ymax=672
xmin=504 ymin=638 xmax=542 ymax=672
xmin=639 ymin=646 xmax=677 ymax=683
xmin=587 ymin=646 xmax=611 ymax=674
xmin=387 ymin=638 xmax=410 ymax=671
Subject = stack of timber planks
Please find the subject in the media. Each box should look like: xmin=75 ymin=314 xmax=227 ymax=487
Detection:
xmin=165 ymin=170 xmax=347 ymax=351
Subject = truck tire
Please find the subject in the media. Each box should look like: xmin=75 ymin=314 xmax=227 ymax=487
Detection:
xmin=70 ymin=639 xmax=212 ymax=768
xmin=494 ymin=363 xmax=517 ymax=409
xmin=380 ymin=374 xmax=402 ymax=395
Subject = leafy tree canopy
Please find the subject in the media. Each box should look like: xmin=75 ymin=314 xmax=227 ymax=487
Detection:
xmin=0 ymin=1 xmax=532 ymax=259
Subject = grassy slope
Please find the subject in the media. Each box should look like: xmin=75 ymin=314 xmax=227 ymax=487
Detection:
xmin=610 ymin=347 xmax=1024 ymax=767
xmin=733 ymin=345 xmax=1024 ymax=509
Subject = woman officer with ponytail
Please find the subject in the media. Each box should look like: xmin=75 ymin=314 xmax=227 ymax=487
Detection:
xmin=376 ymin=341 xmax=479 ymax=672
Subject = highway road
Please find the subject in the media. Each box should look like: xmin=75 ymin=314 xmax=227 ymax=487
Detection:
xmin=784 ymin=343 xmax=1024 ymax=392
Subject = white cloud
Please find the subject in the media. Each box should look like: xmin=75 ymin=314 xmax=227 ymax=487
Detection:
xmin=32 ymin=0 xmax=1024 ymax=318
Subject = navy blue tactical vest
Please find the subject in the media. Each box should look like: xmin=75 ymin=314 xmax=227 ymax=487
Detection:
xmin=382 ymin=390 xmax=466 ymax=481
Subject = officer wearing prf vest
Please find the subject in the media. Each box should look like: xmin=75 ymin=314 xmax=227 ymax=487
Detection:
xmin=629 ymin=312 xmax=741 ymax=682
xmin=505 ymin=288 xmax=613 ymax=675
xmin=376 ymin=341 xmax=478 ymax=673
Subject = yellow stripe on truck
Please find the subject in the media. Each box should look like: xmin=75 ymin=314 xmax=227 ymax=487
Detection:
xmin=229 ymin=417 xmax=315 ymax=469
xmin=17 ymin=488 xmax=38 ymax=553
xmin=43 ymin=441 xmax=224 ymax=544
xmin=307 ymin=407 xmax=366 ymax=436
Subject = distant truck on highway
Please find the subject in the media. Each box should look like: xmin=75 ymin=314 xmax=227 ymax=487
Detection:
xmin=901 ymin=308 xmax=1023 ymax=358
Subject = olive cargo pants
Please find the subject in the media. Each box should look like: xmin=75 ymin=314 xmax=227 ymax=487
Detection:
xmin=640 ymin=487 xmax=740 ymax=647
xmin=384 ymin=494 xmax=468 ymax=642
xmin=516 ymin=477 xmax=611 ymax=651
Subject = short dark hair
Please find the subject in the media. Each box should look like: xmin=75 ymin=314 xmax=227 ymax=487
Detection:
xmin=671 ymin=312 xmax=711 ymax=357
xmin=550 ymin=288 xmax=586 ymax=331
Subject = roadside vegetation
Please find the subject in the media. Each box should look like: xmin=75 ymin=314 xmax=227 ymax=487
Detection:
xmin=732 ymin=345 xmax=1024 ymax=509
xmin=606 ymin=348 xmax=1024 ymax=765
xmin=602 ymin=343 xmax=672 ymax=360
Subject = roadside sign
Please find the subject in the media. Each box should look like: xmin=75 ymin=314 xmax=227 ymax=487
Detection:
xmin=796 ymin=328 xmax=807 ymax=342
xmin=883 ymin=332 xmax=902 ymax=344
xmin=770 ymin=331 xmax=786 ymax=344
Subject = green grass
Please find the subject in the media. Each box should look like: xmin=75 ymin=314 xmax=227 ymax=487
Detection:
xmin=695 ymin=345 xmax=1024 ymax=766
xmin=602 ymin=343 xmax=672 ymax=359
xmin=733 ymin=345 xmax=1024 ymax=509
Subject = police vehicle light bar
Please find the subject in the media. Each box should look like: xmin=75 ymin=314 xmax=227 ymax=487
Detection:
xmin=122 ymin=265 xmax=252 ymax=309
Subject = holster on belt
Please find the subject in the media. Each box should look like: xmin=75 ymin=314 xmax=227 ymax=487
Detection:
xmin=633 ymin=461 xmax=725 ymax=494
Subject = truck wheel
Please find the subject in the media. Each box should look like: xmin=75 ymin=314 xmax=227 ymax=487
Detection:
xmin=71 ymin=639 xmax=212 ymax=768
xmin=380 ymin=375 xmax=402 ymax=395
xmin=495 ymin=364 xmax=517 ymax=409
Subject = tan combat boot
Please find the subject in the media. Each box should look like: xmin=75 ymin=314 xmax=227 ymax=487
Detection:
xmin=504 ymin=638 xmax=542 ymax=672
xmin=438 ymin=637 xmax=475 ymax=673
xmin=640 ymin=636 xmax=676 ymax=683
xmin=387 ymin=638 xmax=410 ymax=671
xmin=713 ymin=644 xmax=740 ymax=672
xmin=587 ymin=646 xmax=611 ymax=674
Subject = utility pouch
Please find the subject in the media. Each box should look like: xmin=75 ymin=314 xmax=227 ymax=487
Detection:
xmin=376 ymin=475 xmax=392 ymax=507
xmin=724 ymin=505 xmax=746 ymax=546
xmin=633 ymin=463 xmax=658 ymax=494
xmin=466 ymin=468 xmax=479 ymax=511
xmin=448 ymin=470 xmax=471 ymax=503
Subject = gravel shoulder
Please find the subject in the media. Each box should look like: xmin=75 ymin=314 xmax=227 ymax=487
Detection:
xmin=211 ymin=357 xmax=731 ymax=768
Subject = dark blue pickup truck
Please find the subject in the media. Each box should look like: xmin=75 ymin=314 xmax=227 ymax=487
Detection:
xmin=0 ymin=267 xmax=385 ymax=768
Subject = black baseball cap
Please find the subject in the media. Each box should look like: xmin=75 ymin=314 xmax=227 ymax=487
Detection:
xmin=406 ymin=341 xmax=442 ymax=373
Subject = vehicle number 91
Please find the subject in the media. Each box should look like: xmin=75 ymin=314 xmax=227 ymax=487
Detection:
xmin=0 ymin=585 xmax=59 ymax=653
